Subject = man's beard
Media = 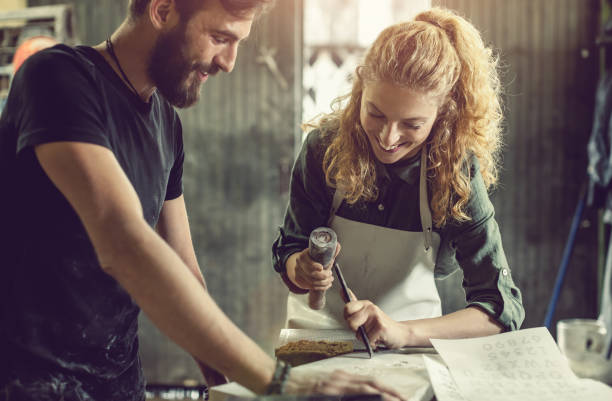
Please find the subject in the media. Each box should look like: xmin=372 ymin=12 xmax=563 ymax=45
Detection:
xmin=148 ymin=23 xmax=219 ymax=108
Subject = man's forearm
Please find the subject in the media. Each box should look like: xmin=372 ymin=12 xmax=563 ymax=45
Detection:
xmin=172 ymin=242 xmax=228 ymax=385
xmin=176 ymin=254 xmax=227 ymax=385
xmin=99 ymin=217 xmax=274 ymax=394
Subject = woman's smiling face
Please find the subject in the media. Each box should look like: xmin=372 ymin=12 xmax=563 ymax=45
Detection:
xmin=359 ymin=80 xmax=439 ymax=164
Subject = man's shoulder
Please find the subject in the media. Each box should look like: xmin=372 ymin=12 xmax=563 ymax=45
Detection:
xmin=16 ymin=44 xmax=100 ymax=88
xmin=23 ymin=44 xmax=93 ymax=69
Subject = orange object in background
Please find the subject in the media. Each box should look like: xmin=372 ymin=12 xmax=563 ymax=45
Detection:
xmin=12 ymin=35 xmax=58 ymax=73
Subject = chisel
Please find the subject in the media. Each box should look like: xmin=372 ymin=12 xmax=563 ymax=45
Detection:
xmin=333 ymin=262 xmax=374 ymax=359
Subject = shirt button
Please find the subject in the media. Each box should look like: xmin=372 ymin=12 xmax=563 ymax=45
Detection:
xmin=378 ymin=204 xmax=384 ymax=211
xmin=502 ymin=269 xmax=508 ymax=276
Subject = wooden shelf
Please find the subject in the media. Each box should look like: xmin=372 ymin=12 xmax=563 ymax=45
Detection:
xmin=0 ymin=4 xmax=77 ymax=99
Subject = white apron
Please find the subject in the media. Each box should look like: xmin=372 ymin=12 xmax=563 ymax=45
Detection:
xmin=285 ymin=149 xmax=442 ymax=329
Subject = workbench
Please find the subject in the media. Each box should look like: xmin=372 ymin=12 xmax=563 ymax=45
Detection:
xmin=209 ymin=348 xmax=438 ymax=401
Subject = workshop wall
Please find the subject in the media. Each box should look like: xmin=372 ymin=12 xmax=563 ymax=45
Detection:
xmin=433 ymin=0 xmax=600 ymax=330
xmin=0 ymin=0 xmax=26 ymax=11
xmin=27 ymin=0 xmax=300 ymax=384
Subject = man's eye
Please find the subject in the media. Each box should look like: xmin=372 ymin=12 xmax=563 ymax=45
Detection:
xmin=213 ymin=36 xmax=228 ymax=44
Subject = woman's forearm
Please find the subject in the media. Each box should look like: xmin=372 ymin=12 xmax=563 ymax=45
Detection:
xmin=284 ymin=252 xmax=304 ymax=289
xmin=402 ymin=306 xmax=504 ymax=347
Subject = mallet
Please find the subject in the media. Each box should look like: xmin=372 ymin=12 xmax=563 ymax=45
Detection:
xmin=307 ymin=226 xmax=337 ymax=310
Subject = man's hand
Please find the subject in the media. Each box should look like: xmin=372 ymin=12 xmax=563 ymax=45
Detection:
xmin=286 ymin=369 xmax=406 ymax=401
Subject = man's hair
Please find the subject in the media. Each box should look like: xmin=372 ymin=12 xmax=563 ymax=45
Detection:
xmin=129 ymin=0 xmax=275 ymax=20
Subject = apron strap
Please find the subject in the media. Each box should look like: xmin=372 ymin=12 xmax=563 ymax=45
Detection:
xmin=328 ymin=188 xmax=345 ymax=226
xmin=329 ymin=149 xmax=433 ymax=251
xmin=419 ymin=147 xmax=433 ymax=251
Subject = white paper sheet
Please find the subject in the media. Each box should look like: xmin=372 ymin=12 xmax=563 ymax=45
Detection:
xmin=422 ymin=354 xmax=467 ymax=401
xmin=294 ymin=350 xmax=434 ymax=401
xmin=431 ymin=327 xmax=612 ymax=401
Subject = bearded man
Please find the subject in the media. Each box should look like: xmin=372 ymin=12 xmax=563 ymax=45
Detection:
xmin=0 ymin=1 xmax=405 ymax=401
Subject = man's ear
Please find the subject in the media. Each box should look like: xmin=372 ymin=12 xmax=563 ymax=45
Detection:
xmin=149 ymin=0 xmax=180 ymax=30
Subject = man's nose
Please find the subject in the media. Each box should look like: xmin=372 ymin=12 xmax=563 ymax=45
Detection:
xmin=214 ymin=43 xmax=238 ymax=73
xmin=379 ymin=123 xmax=401 ymax=147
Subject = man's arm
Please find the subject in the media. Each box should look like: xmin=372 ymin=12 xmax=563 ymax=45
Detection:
xmin=156 ymin=196 xmax=228 ymax=386
xmin=35 ymin=141 xmax=274 ymax=393
xmin=156 ymin=196 xmax=205 ymax=287
xmin=34 ymin=141 xmax=407 ymax=400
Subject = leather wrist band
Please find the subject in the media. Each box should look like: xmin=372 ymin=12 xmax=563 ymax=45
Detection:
xmin=266 ymin=359 xmax=292 ymax=395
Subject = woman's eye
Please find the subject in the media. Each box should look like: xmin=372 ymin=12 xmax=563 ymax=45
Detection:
xmin=403 ymin=123 xmax=422 ymax=130
xmin=368 ymin=112 xmax=384 ymax=119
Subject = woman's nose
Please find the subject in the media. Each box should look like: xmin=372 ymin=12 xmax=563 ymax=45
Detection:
xmin=379 ymin=123 xmax=401 ymax=147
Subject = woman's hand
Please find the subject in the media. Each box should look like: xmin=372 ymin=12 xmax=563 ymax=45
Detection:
xmin=291 ymin=243 xmax=340 ymax=291
xmin=344 ymin=295 xmax=409 ymax=350
xmin=286 ymin=369 xmax=406 ymax=401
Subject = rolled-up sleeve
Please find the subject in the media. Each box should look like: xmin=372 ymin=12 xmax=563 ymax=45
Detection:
xmin=450 ymin=160 xmax=525 ymax=331
xmin=272 ymin=130 xmax=333 ymax=293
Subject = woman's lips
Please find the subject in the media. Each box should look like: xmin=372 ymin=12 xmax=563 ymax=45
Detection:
xmin=377 ymin=140 xmax=406 ymax=153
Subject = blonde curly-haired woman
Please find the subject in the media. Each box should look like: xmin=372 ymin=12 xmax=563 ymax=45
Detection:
xmin=273 ymin=7 xmax=525 ymax=349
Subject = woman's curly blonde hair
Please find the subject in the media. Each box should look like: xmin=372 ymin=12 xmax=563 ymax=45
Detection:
xmin=310 ymin=7 xmax=503 ymax=227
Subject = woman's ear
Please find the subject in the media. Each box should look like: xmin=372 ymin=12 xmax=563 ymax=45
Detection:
xmin=355 ymin=65 xmax=365 ymax=80
xmin=149 ymin=0 xmax=180 ymax=30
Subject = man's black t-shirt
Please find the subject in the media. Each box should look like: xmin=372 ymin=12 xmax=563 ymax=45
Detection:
xmin=0 ymin=45 xmax=184 ymax=401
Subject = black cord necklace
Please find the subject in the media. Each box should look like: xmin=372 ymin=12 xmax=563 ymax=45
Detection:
xmin=105 ymin=38 xmax=140 ymax=97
